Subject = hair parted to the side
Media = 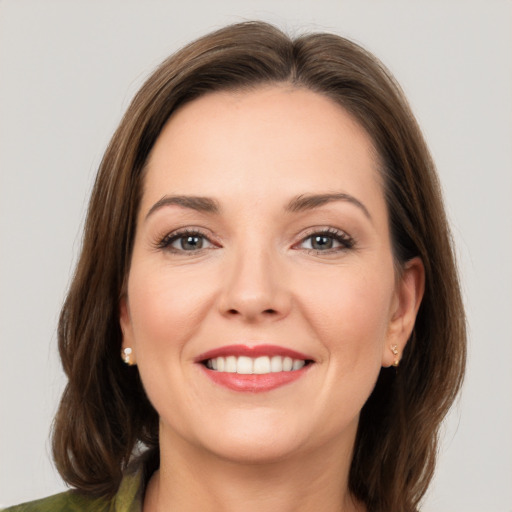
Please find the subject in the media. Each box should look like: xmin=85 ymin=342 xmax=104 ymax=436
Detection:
xmin=52 ymin=21 xmax=466 ymax=512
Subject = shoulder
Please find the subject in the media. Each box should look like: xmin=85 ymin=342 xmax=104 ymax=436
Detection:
xmin=1 ymin=490 xmax=113 ymax=512
xmin=0 ymin=450 xmax=154 ymax=512
xmin=1 ymin=450 xmax=154 ymax=512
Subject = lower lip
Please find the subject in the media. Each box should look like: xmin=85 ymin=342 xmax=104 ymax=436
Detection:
xmin=200 ymin=365 xmax=310 ymax=393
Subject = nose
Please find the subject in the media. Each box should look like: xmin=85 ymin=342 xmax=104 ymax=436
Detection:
xmin=218 ymin=245 xmax=292 ymax=323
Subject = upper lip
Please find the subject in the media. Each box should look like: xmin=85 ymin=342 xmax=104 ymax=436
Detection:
xmin=194 ymin=344 xmax=314 ymax=363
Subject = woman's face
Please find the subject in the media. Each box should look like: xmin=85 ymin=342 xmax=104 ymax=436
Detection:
xmin=121 ymin=86 xmax=422 ymax=463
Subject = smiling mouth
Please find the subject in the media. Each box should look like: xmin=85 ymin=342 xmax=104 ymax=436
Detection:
xmin=204 ymin=355 xmax=310 ymax=374
xmin=196 ymin=345 xmax=314 ymax=392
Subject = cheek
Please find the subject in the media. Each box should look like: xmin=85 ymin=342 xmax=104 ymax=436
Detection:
xmin=299 ymin=263 xmax=394 ymax=361
xmin=285 ymin=263 xmax=395 ymax=443
xmin=126 ymin=263 xmax=217 ymax=356
xmin=125 ymin=263 xmax=220 ymax=423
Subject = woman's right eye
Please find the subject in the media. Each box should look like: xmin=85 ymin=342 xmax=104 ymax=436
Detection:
xmin=158 ymin=230 xmax=215 ymax=253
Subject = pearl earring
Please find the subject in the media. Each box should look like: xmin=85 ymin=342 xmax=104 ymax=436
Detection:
xmin=122 ymin=347 xmax=135 ymax=366
xmin=390 ymin=344 xmax=400 ymax=367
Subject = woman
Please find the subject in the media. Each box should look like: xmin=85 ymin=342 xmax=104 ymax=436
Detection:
xmin=5 ymin=21 xmax=466 ymax=512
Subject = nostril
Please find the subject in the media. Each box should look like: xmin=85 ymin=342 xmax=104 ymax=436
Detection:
xmin=226 ymin=308 xmax=277 ymax=316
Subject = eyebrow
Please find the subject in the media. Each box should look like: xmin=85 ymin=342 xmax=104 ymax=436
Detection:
xmin=145 ymin=192 xmax=371 ymax=221
xmin=286 ymin=193 xmax=372 ymax=221
xmin=145 ymin=195 xmax=220 ymax=220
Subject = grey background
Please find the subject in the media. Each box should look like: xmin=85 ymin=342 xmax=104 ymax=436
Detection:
xmin=1 ymin=1 xmax=511 ymax=510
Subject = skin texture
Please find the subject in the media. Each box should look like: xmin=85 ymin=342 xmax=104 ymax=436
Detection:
xmin=120 ymin=86 xmax=424 ymax=512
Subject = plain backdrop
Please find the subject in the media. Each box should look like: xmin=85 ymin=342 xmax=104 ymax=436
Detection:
xmin=1 ymin=0 xmax=511 ymax=510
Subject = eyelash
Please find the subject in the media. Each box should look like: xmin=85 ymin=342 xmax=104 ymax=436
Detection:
xmin=156 ymin=228 xmax=216 ymax=254
xmin=297 ymin=227 xmax=355 ymax=254
xmin=155 ymin=227 xmax=355 ymax=255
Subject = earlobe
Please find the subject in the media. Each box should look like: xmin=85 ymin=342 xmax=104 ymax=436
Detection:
xmin=119 ymin=295 xmax=136 ymax=366
xmin=382 ymin=257 xmax=425 ymax=367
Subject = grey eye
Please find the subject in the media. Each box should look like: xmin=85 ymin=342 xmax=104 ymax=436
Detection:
xmin=310 ymin=235 xmax=334 ymax=250
xmin=301 ymin=234 xmax=340 ymax=251
xmin=298 ymin=229 xmax=354 ymax=253
xmin=173 ymin=235 xmax=206 ymax=251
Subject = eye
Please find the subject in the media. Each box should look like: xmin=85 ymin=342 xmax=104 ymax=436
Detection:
xmin=157 ymin=229 xmax=215 ymax=253
xmin=298 ymin=228 xmax=354 ymax=253
xmin=173 ymin=234 xmax=210 ymax=251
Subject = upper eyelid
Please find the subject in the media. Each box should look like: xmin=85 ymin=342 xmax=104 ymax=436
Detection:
xmin=165 ymin=230 xmax=212 ymax=242
xmin=294 ymin=227 xmax=355 ymax=250
xmin=300 ymin=226 xmax=348 ymax=235
xmin=161 ymin=226 xmax=215 ymax=238
xmin=296 ymin=226 xmax=353 ymax=240
xmin=155 ymin=227 xmax=218 ymax=250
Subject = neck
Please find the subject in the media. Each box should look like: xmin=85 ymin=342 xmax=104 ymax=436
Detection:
xmin=143 ymin=425 xmax=364 ymax=512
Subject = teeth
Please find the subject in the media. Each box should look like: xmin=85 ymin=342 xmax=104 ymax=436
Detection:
xmin=270 ymin=355 xmax=283 ymax=372
xmin=225 ymin=356 xmax=237 ymax=373
xmin=292 ymin=359 xmax=305 ymax=370
xmin=253 ymin=356 xmax=270 ymax=374
xmin=237 ymin=356 xmax=253 ymax=375
xmin=205 ymin=355 xmax=307 ymax=374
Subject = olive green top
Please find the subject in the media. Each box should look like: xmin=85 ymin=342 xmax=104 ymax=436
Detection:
xmin=1 ymin=456 xmax=148 ymax=512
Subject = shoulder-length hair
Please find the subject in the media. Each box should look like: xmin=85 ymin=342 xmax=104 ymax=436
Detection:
xmin=52 ymin=21 xmax=466 ymax=512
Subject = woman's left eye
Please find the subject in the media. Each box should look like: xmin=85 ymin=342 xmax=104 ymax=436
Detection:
xmin=298 ymin=229 xmax=354 ymax=252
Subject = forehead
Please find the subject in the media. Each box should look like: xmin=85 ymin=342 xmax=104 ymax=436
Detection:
xmin=142 ymin=86 xmax=385 ymax=217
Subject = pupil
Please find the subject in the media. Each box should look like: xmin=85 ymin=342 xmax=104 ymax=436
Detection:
xmin=312 ymin=235 xmax=333 ymax=250
xmin=182 ymin=236 xmax=202 ymax=250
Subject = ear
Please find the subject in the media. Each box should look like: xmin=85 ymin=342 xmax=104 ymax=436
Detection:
xmin=119 ymin=294 xmax=136 ymax=365
xmin=382 ymin=257 xmax=425 ymax=367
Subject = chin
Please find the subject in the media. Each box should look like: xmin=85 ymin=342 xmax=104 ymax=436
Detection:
xmin=178 ymin=409 xmax=313 ymax=464
xmin=204 ymin=433 xmax=303 ymax=465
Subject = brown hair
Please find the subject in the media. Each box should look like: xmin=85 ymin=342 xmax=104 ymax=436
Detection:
xmin=52 ymin=21 xmax=466 ymax=511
